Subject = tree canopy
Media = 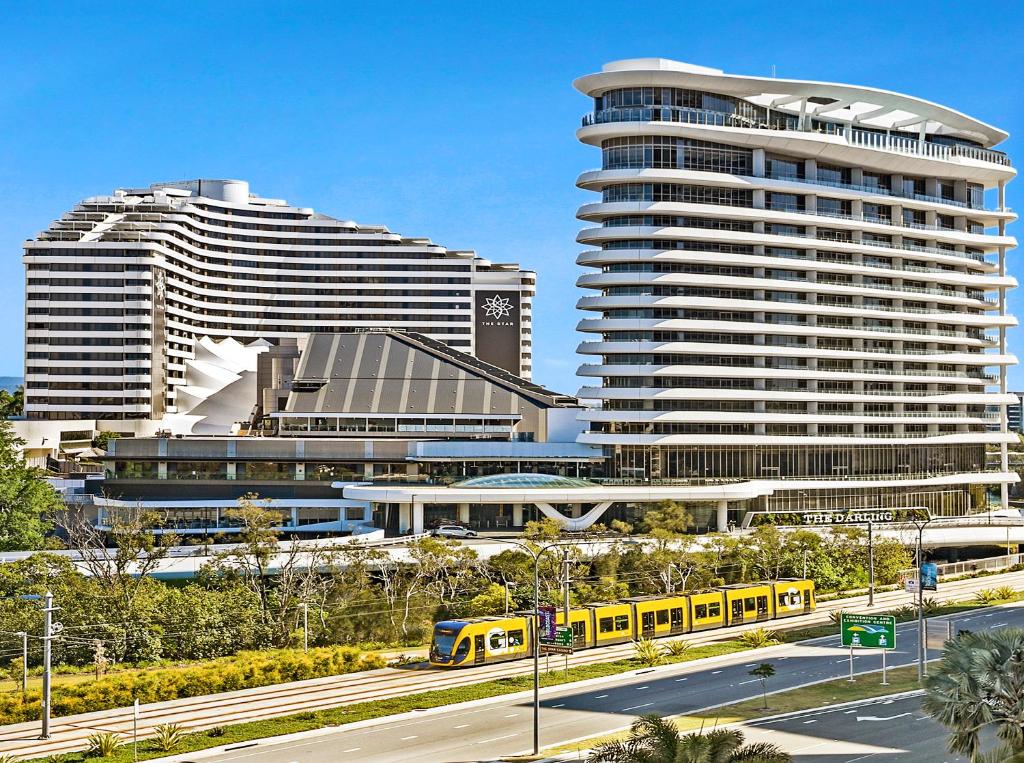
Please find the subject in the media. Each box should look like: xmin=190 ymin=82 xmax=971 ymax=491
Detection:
xmin=0 ymin=419 xmax=58 ymax=551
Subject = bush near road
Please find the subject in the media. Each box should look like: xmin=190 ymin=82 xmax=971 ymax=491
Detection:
xmin=0 ymin=646 xmax=383 ymax=725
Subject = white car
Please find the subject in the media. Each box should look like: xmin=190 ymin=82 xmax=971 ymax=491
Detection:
xmin=432 ymin=525 xmax=478 ymax=538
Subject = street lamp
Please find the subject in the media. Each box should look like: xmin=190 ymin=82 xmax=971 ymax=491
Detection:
xmin=502 ymin=537 xmax=574 ymax=756
xmin=907 ymin=515 xmax=932 ymax=682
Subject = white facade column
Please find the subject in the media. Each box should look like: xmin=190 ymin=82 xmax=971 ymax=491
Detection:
xmin=398 ymin=503 xmax=411 ymax=534
xmin=290 ymin=507 xmax=299 ymax=528
xmin=412 ymin=502 xmax=425 ymax=535
xmin=716 ymin=500 xmax=729 ymax=532
xmin=512 ymin=503 xmax=524 ymax=527
xmin=458 ymin=503 xmax=470 ymax=523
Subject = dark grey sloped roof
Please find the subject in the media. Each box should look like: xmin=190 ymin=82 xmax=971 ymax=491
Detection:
xmin=285 ymin=331 xmax=577 ymax=416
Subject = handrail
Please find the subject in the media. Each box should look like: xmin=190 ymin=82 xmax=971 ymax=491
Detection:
xmin=581 ymin=106 xmax=1012 ymax=167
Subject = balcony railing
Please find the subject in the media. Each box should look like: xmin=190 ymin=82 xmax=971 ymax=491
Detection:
xmin=581 ymin=106 xmax=1012 ymax=167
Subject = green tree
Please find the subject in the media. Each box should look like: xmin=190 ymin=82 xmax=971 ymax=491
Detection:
xmin=639 ymin=500 xmax=692 ymax=534
xmin=465 ymin=582 xmax=509 ymax=616
xmin=522 ymin=517 xmax=563 ymax=541
xmin=92 ymin=431 xmax=122 ymax=451
xmin=589 ymin=715 xmax=791 ymax=762
xmin=923 ymin=628 xmax=1024 ymax=761
xmin=0 ymin=385 xmax=23 ymax=417
xmin=749 ymin=662 xmax=776 ymax=709
xmin=0 ymin=419 xmax=58 ymax=550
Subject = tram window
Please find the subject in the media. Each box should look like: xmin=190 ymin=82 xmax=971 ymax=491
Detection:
xmin=695 ymin=604 xmax=708 ymax=619
xmin=744 ymin=598 xmax=755 ymax=612
xmin=777 ymin=593 xmax=788 ymax=608
xmin=507 ymin=629 xmax=524 ymax=646
xmin=489 ymin=632 xmax=506 ymax=650
xmin=614 ymin=614 xmax=630 ymax=630
xmin=708 ymin=603 xmax=722 ymax=618
xmin=656 ymin=609 xmax=669 ymax=625
xmin=791 ymin=592 xmax=802 ymax=605
xmin=599 ymin=617 xmax=614 ymax=633
xmin=454 ymin=638 xmax=470 ymax=659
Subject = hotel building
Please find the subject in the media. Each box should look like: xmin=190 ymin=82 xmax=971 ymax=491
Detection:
xmin=22 ymin=180 xmax=533 ymax=432
xmin=571 ymin=58 xmax=1018 ymax=521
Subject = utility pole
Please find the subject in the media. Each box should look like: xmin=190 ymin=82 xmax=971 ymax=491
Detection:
xmin=868 ymin=521 xmax=875 ymax=608
xmin=562 ymin=550 xmax=572 ymax=673
xmin=40 ymin=591 xmax=59 ymax=740
xmin=14 ymin=632 xmax=27 ymax=698
xmin=301 ymin=603 xmax=309 ymax=653
xmin=802 ymin=549 xmax=808 ymax=579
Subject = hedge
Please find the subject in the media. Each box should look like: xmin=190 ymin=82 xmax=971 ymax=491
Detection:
xmin=0 ymin=646 xmax=384 ymax=725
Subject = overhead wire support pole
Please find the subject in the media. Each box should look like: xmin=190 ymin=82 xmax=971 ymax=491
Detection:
xmin=40 ymin=591 xmax=60 ymax=740
xmin=868 ymin=520 xmax=874 ymax=608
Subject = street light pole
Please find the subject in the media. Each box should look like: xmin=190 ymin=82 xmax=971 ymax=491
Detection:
xmin=909 ymin=518 xmax=930 ymax=682
xmin=503 ymin=538 xmax=570 ymax=756
xmin=40 ymin=591 xmax=58 ymax=740
xmin=300 ymin=602 xmax=309 ymax=653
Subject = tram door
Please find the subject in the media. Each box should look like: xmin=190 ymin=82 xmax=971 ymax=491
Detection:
xmin=670 ymin=607 xmax=684 ymax=634
xmin=641 ymin=611 xmax=655 ymax=638
xmin=474 ymin=634 xmax=486 ymax=664
xmin=732 ymin=599 xmax=744 ymax=623
xmin=571 ymin=620 xmax=586 ymax=647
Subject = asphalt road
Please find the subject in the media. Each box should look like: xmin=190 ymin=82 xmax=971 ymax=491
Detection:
xmin=189 ymin=605 xmax=1022 ymax=763
xmin=741 ymin=694 xmax=966 ymax=762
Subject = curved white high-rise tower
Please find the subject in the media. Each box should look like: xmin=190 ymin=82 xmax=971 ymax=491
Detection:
xmin=574 ymin=58 xmax=1018 ymax=520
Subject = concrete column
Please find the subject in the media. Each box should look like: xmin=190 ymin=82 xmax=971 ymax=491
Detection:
xmin=295 ymin=463 xmax=305 ymax=481
xmin=752 ymin=148 xmax=766 ymax=178
xmin=290 ymin=507 xmax=298 ymax=528
xmin=398 ymin=503 xmax=411 ymax=534
xmin=412 ymin=502 xmax=425 ymax=535
xmin=158 ymin=461 xmax=167 ymax=479
xmin=512 ymin=503 xmax=524 ymax=527
xmin=226 ymin=462 xmax=236 ymax=480
xmin=458 ymin=503 xmax=470 ymax=523
xmin=716 ymin=500 xmax=729 ymax=532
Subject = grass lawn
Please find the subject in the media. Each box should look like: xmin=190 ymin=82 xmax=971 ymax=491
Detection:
xmin=533 ymin=665 xmax=923 ymax=760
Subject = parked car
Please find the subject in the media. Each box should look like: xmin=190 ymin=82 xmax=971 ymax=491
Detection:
xmin=431 ymin=525 xmax=478 ymax=538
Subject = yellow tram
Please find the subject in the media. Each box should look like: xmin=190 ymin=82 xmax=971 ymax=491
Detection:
xmin=429 ymin=578 xmax=814 ymax=667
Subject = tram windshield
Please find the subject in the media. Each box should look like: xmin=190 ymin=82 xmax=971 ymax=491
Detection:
xmin=431 ymin=623 xmax=463 ymax=655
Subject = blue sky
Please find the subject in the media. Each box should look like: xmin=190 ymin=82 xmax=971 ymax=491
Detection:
xmin=1 ymin=1 xmax=1021 ymax=394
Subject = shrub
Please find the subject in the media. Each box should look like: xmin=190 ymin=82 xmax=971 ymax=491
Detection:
xmin=974 ymin=589 xmax=1000 ymax=604
xmin=152 ymin=723 xmax=184 ymax=752
xmin=828 ymin=610 xmax=845 ymax=626
xmin=632 ymin=637 xmax=664 ymax=667
xmin=0 ymin=754 xmax=18 ymax=763
xmin=995 ymin=585 xmax=1016 ymax=600
xmin=0 ymin=646 xmax=386 ymax=726
xmin=663 ymin=639 xmax=692 ymax=658
xmin=922 ymin=597 xmax=940 ymax=614
xmin=737 ymin=628 xmax=780 ymax=649
xmin=207 ymin=726 xmax=225 ymax=737
xmin=87 ymin=732 xmax=121 ymax=758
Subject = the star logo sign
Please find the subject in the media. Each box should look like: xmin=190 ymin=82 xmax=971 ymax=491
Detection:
xmin=482 ymin=295 xmax=513 ymax=319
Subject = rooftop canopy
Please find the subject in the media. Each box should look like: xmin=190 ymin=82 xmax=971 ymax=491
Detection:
xmin=452 ymin=473 xmax=599 ymax=489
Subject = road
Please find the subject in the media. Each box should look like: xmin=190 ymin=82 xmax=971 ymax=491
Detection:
xmin=740 ymin=694 xmax=965 ymax=762
xmin=180 ymin=605 xmax=1021 ymax=763
xmin=4 ymin=569 xmax=1023 ymax=759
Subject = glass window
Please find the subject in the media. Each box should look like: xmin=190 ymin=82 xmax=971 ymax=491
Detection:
xmin=488 ymin=632 xmax=506 ymax=650
xmin=695 ymin=604 xmax=708 ymax=619
xmin=708 ymin=602 xmax=721 ymax=618
xmin=656 ymin=609 xmax=669 ymax=625
xmin=243 ymin=462 xmax=293 ymax=480
xmin=599 ymin=617 xmax=614 ymax=633
xmin=166 ymin=461 xmax=227 ymax=479
xmin=614 ymin=614 xmax=630 ymax=631
xmin=508 ymin=629 xmax=524 ymax=647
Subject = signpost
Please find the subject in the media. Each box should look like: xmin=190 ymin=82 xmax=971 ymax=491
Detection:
xmin=540 ymin=624 xmax=573 ymax=655
xmin=840 ymin=613 xmax=896 ymax=685
xmin=538 ymin=605 xmax=556 ymax=642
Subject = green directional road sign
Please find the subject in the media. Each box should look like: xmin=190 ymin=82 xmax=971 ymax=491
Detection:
xmin=554 ymin=626 xmax=573 ymax=647
xmin=840 ymin=613 xmax=896 ymax=649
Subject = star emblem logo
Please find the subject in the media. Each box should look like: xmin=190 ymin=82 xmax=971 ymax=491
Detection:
xmin=482 ymin=295 xmax=513 ymax=319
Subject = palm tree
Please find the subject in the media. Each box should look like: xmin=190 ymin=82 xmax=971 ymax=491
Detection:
xmin=588 ymin=714 xmax=792 ymax=763
xmin=923 ymin=627 xmax=1024 ymax=761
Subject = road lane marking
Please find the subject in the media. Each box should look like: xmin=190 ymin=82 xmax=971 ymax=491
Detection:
xmin=400 ymin=735 xmax=418 ymax=740
xmin=342 ymin=749 xmax=360 ymax=754
xmin=737 ymin=678 xmax=759 ymax=685
xmin=636 ymin=685 xmax=649 ymax=690
xmin=504 ymin=713 xmax=518 ymax=718
xmin=595 ymin=694 xmax=608 ymax=698
xmin=622 ymin=702 xmax=654 ymax=711
xmin=477 ymin=734 xmax=517 ymax=744
xmin=711 ymin=670 xmax=722 ymax=674
xmin=551 ymin=703 xmax=565 ymax=708
xmin=993 ymin=623 xmax=1008 ymax=628
xmin=803 ymin=719 xmax=817 ymax=724
xmin=675 ymin=677 xmax=688 ymax=682
xmin=453 ymin=724 xmax=470 ymax=729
